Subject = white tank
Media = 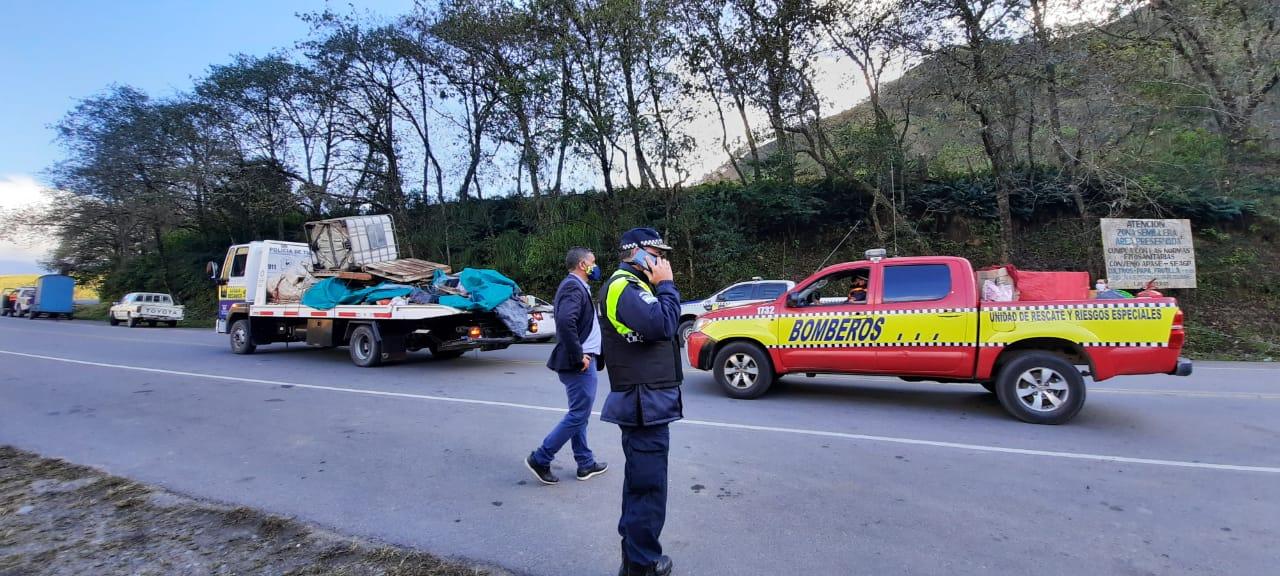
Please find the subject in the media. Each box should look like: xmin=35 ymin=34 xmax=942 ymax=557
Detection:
xmin=305 ymin=215 xmax=400 ymax=271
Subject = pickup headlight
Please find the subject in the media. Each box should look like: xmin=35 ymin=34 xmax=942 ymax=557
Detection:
xmin=693 ymin=318 xmax=710 ymax=333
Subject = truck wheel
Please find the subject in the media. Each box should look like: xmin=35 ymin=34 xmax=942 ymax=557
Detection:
xmin=678 ymin=320 xmax=695 ymax=348
xmin=349 ymin=325 xmax=383 ymax=367
xmin=995 ymin=352 xmax=1086 ymax=425
xmin=109 ymin=314 xmax=119 ymax=326
xmin=713 ymin=342 xmax=774 ymax=399
xmin=127 ymin=315 xmax=139 ymax=328
xmin=230 ymin=319 xmax=256 ymax=354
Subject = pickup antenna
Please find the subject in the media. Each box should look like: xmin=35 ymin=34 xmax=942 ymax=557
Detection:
xmin=816 ymin=222 xmax=861 ymax=273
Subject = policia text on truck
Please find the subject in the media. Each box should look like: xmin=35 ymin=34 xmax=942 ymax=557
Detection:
xmin=686 ymin=250 xmax=1192 ymax=425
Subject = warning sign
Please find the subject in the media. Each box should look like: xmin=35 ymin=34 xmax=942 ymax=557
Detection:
xmin=1100 ymin=218 xmax=1196 ymax=289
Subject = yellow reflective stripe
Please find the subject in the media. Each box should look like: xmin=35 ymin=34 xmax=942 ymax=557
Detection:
xmin=605 ymin=270 xmax=652 ymax=335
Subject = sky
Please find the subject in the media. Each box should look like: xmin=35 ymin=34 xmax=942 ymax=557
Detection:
xmin=0 ymin=0 xmax=413 ymax=274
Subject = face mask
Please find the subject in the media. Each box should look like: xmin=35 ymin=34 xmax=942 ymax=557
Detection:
xmin=586 ymin=264 xmax=602 ymax=282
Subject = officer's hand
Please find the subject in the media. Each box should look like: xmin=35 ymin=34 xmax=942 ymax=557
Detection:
xmin=646 ymin=256 xmax=674 ymax=284
xmin=581 ymin=354 xmax=591 ymax=372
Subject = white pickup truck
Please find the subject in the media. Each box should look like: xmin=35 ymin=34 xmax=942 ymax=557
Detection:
xmin=110 ymin=293 xmax=185 ymax=327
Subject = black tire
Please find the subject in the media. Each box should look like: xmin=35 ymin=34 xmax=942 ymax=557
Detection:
xmin=713 ymin=341 xmax=775 ymax=399
xmin=109 ymin=314 xmax=119 ymax=326
xmin=677 ymin=319 xmax=695 ymax=348
xmin=27 ymin=312 xmax=37 ymax=320
xmin=167 ymin=321 xmax=178 ymax=328
xmin=995 ymin=351 xmax=1086 ymax=425
xmin=127 ymin=315 xmax=139 ymax=328
xmin=349 ymin=325 xmax=383 ymax=367
xmin=980 ymin=382 xmax=997 ymax=394
xmin=229 ymin=319 xmax=256 ymax=355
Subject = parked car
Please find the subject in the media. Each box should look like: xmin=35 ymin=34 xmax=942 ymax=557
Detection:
xmin=0 ymin=288 xmax=16 ymax=317
xmin=10 ymin=287 xmax=36 ymax=317
xmin=110 ymin=293 xmax=185 ymax=327
xmin=677 ymin=278 xmax=795 ymax=346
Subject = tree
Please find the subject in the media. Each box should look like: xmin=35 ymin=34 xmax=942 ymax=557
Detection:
xmin=1145 ymin=0 xmax=1279 ymax=164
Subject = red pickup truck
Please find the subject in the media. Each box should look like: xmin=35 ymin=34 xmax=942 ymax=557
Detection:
xmin=686 ymin=252 xmax=1192 ymax=424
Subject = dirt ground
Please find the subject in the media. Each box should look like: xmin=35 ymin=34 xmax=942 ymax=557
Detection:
xmin=0 ymin=446 xmax=513 ymax=576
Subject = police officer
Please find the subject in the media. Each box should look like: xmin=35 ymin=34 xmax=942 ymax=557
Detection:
xmin=598 ymin=228 xmax=682 ymax=576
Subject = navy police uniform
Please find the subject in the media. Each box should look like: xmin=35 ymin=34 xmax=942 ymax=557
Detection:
xmin=599 ymin=228 xmax=683 ymax=575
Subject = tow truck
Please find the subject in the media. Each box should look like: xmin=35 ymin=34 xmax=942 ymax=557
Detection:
xmin=686 ymin=250 xmax=1192 ymax=424
xmin=212 ymin=240 xmax=537 ymax=367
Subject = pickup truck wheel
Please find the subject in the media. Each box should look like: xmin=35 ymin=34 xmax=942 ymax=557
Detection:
xmin=678 ymin=320 xmax=695 ymax=348
xmin=349 ymin=325 xmax=382 ymax=367
xmin=230 ymin=319 xmax=256 ymax=354
xmin=995 ymin=352 xmax=1085 ymax=425
xmin=126 ymin=315 xmax=139 ymax=328
xmin=109 ymin=315 xmax=120 ymax=326
xmin=714 ymin=342 xmax=774 ymax=399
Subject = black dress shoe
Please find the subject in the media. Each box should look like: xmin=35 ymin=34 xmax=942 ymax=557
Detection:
xmin=524 ymin=454 xmax=558 ymax=485
xmin=576 ymin=461 xmax=608 ymax=481
xmin=618 ymin=555 xmax=673 ymax=576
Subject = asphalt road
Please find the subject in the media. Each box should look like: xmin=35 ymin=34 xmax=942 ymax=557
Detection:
xmin=1 ymin=319 xmax=1277 ymax=576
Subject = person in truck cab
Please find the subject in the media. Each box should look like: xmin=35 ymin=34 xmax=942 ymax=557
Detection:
xmin=847 ymin=275 xmax=868 ymax=303
xmin=598 ymin=227 xmax=681 ymax=576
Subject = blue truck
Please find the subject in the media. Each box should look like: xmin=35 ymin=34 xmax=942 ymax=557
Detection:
xmin=24 ymin=274 xmax=76 ymax=320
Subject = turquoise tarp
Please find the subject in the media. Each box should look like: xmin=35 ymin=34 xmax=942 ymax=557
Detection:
xmin=436 ymin=268 xmax=520 ymax=311
xmin=301 ymin=278 xmax=417 ymax=310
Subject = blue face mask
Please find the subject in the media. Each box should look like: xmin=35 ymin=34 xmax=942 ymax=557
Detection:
xmin=587 ymin=264 xmax=602 ymax=282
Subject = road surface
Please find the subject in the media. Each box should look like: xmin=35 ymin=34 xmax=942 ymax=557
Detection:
xmin=1 ymin=319 xmax=1277 ymax=575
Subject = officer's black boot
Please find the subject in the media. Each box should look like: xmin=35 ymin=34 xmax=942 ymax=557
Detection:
xmin=618 ymin=555 xmax=673 ymax=576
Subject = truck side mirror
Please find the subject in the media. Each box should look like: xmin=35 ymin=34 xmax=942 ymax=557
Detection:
xmin=787 ymin=293 xmax=803 ymax=308
xmin=205 ymin=261 xmax=220 ymax=281
xmin=703 ymin=303 xmax=713 ymax=312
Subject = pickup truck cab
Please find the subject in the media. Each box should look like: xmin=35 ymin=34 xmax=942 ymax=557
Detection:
xmin=686 ymin=251 xmax=1192 ymax=424
xmin=110 ymin=293 xmax=185 ymax=327
xmin=678 ymin=278 xmax=795 ymax=345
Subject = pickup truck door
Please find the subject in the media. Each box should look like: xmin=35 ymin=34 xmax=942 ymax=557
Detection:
xmin=875 ymin=261 xmax=978 ymax=377
xmin=775 ymin=265 xmax=881 ymax=373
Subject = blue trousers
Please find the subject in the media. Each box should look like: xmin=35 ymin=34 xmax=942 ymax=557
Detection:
xmin=618 ymin=423 xmax=670 ymax=567
xmin=532 ymin=357 xmax=597 ymax=470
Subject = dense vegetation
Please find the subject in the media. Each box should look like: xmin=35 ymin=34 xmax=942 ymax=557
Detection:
xmin=3 ymin=0 xmax=1276 ymax=359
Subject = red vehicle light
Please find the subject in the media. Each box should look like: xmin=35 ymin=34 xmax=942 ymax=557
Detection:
xmin=468 ymin=326 xmax=482 ymax=338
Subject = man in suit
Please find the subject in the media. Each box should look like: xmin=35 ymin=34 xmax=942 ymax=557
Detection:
xmin=525 ymin=246 xmax=609 ymax=485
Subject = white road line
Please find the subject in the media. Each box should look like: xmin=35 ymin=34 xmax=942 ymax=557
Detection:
xmin=3 ymin=349 xmax=1279 ymax=475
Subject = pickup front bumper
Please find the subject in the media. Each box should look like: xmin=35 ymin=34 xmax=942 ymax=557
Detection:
xmin=1171 ymin=357 xmax=1194 ymax=377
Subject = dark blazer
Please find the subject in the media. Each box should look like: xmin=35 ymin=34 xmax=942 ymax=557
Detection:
xmin=546 ymin=274 xmax=603 ymax=372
